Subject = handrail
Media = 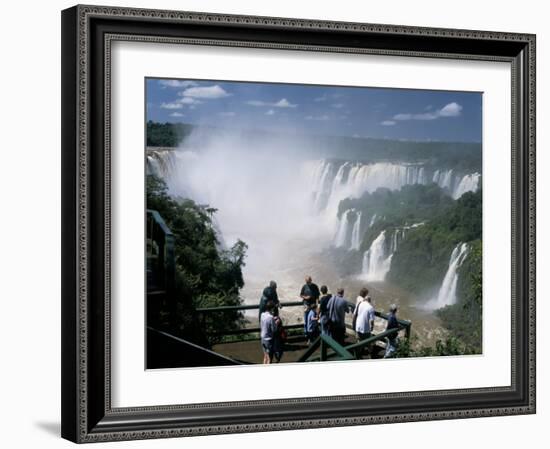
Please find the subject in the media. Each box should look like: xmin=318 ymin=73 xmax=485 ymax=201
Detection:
xmin=208 ymin=323 xmax=303 ymax=337
xmin=196 ymin=300 xmax=303 ymax=313
xmin=197 ymin=299 xmax=411 ymax=341
xmin=297 ymin=334 xmax=355 ymax=362
xmin=146 ymin=209 xmax=175 ymax=295
xmin=343 ymin=327 xmax=401 ymax=352
xmin=147 ymin=209 xmax=174 ymax=237
xmin=147 ymin=327 xmax=246 ymax=365
xmin=305 ymin=328 xmax=402 ymax=362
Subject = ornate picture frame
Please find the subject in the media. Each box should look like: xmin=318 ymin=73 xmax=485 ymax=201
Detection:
xmin=61 ymin=4 xmax=536 ymax=443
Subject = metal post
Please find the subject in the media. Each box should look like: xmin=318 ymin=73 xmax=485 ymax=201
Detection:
xmin=321 ymin=339 xmax=327 ymax=361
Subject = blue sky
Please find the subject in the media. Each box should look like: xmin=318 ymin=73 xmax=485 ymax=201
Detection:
xmin=146 ymin=78 xmax=482 ymax=142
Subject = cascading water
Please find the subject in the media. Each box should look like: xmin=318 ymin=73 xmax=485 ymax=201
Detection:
xmin=350 ymin=211 xmax=362 ymax=250
xmin=360 ymin=225 xmax=419 ymax=280
xmin=362 ymin=231 xmax=392 ymax=281
xmin=312 ymin=162 xmax=335 ymax=211
xmin=453 ymin=173 xmax=481 ymax=199
xmin=303 ymin=160 xmax=481 ymax=220
xmin=369 ymin=213 xmax=377 ymax=227
xmin=430 ymin=243 xmax=469 ymax=308
xmin=432 ymin=169 xmax=454 ymax=191
xmin=333 ymin=209 xmax=351 ymax=248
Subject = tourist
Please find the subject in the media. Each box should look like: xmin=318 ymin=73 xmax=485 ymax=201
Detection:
xmin=384 ymin=304 xmax=400 ymax=358
xmin=327 ymin=288 xmax=353 ymax=346
xmin=356 ymin=287 xmax=370 ymax=306
xmin=259 ymin=280 xmax=280 ymax=322
xmin=299 ymin=276 xmax=320 ymax=335
xmin=305 ymin=302 xmax=320 ymax=344
xmin=272 ymin=314 xmax=286 ymax=363
xmin=260 ymin=301 xmax=278 ymax=364
xmin=354 ymin=295 xmax=376 ymax=358
xmin=352 ymin=287 xmax=370 ymax=330
xmin=318 ymin=285 xmax=332 ymax=336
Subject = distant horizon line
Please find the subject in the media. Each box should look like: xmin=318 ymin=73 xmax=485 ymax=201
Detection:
xmin=146 ymin=120 xmax=482 ymax=145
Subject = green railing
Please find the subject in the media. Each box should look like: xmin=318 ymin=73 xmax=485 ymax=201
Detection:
xmin=146 ymin=209 xmax=175 ymax=294
xmin=196 ymin=301 xmax=305 ymax=338
xmin=297 ymin=334 xmax=356 ymax=362
xmin=298 ymin=327 xmax=403 ymax=362
xmin=196 ymin=300 xmax=411 ymax=358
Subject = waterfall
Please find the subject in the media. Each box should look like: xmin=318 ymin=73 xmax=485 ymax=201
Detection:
xmin=453 ymin=173 xmax=481 ymax=199
xmin=350 ymin=211 xmax=362 ymax=250
xmin=362 ymin=230 xmax=393 ymax=281
xmin=369 ymin=213 xmax=377 ymax=227
xmin=146 ymin=155 xmax=162 ymax=177
xmin=431 ymin=243 xmax=469 ymax=308
xmin=331 ymin=162 xmax=349 ymax=192
xmin=333 ymin=209 xmax=351 ymax=248
xmin=311 ymin=161 xmax=335 ymax=211
xmin=303 ymin=160 xmax=481 ymax=221
xmin=360 ymin=225 xmax=418 ymax=280
xmin=433 ymin=169 xmax=454 ymax=191
xmin=362 ymin=231 xmax=390 ymax=281
xmin=146 ymin=148 xmax=199 ymax=195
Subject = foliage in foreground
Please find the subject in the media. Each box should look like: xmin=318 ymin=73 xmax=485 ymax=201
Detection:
xmin=147 ymin=175 xmax=248 ymax=345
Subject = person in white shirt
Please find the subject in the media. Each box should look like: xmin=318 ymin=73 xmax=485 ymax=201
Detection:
xmin=355 ymin=287 xmax=369 ymax=306
xmin=354 ymin=295 xmax=376 ymax=357
xmin=260 ymin=301 xmax=278 ymax=364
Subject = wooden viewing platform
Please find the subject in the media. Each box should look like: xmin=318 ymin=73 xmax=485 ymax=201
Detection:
xmin=194 ymin=301 xmax=412 ymax=364
xmin=146 ymin=208 xmax=412 ymax=367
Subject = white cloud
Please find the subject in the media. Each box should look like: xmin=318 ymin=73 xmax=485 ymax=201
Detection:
xmin=161 ymin=97 xmax=203 ymax=109
xmin=331 ymin=103 xmax=345 ymax=109
xmin=180 ymin=85 xmax=231 ymax=99
xmin=274 ymin=98 xmax=297 ymax=108
xmin=159 ymin=80 xmax=198 ymax=88
xmin=160 ymin=102 xmax=183 ymax=110
xmin=218 ymin=111 xmax=236 ymax=117
xmin=314 ymin=95 xmax=327 ymax=102
xmin=169 ymin=112 xmax=184 ymax=117
xmin=390 ymin=102 xmax=463 ymax=122
xmin=178 ymin=97 xmax=201 ymax=105
xmin=438 ymin=102 xmax=463 ymax=117
xmin=246 ymin=98 xmax=297 ymax=108
xmin=381 ymin=120 xmax=396 ymax=126
xmin=305 ymin=114 xmax=330 ymax=121
xmin=265 ymin=109 xmax=275 ymax=116
xmin=393 ymin=113 xmax=413 ymax=120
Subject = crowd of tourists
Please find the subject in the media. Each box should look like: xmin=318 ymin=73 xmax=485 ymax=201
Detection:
xmin=258 ymin=276 xmax=401 ymax=364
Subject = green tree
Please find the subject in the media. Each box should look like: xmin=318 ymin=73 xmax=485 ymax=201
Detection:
xmin=147 ymin=175 xmax=248 ymax=345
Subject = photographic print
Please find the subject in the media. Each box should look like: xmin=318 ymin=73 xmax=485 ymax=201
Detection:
xmin=145 ymin=78 xmax=483 ymax=369
xmin=61 ymin=7 xmax=535 ymax=441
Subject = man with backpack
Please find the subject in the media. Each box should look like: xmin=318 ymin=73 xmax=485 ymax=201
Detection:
xmin=299 ymin=275 xmax=320 ymax=336
xmin=327 ymin=288 xmax=353 ymax=346
xmin=318 ymin=285 xmax=332 ymax=336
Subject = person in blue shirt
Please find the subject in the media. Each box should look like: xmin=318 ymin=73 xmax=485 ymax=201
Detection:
xmin=327 ymin=288 xmax=353 ymax=346
xmin=300 ymin=276 xmax=320 ymax=335
xmin=305 ymin=303 xmax=320 ymax=344
xmin=384 ymin=304 xmax=400 ymax=358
